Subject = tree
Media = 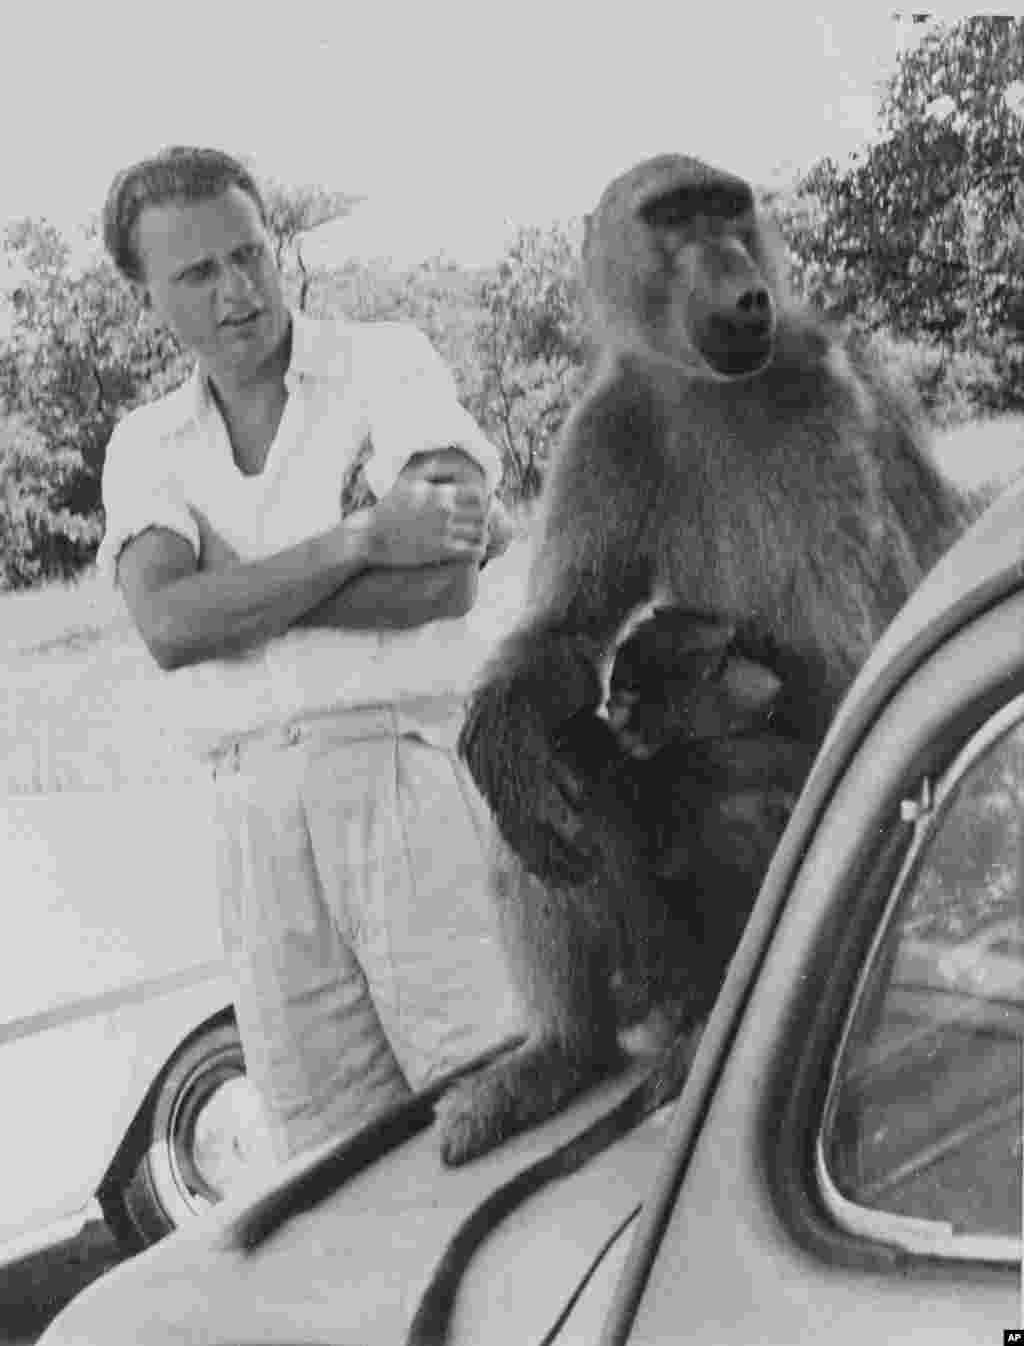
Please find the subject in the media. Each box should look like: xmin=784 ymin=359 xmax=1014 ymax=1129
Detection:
xmin=471 ymin=225 xmax=587 ymax=499
xmin=779 ymin=16 xmax=1024 ymax=413
xmin=0 ymin=217 xmax=192 ymax=585
xmin=0 ymin=413 xmax=103 ymax=587
xmin=258 ymin=178 xmax=363 ymax=313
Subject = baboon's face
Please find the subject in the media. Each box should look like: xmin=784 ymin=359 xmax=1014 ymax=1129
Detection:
xmin=655 ymin=205 xmax=776 ymax=379
xmin=584 ymin=156 xmax=779 ymax=381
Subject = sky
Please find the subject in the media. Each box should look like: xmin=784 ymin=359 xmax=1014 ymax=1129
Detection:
xmin=0 ymin=4 xmax=1013 ymax=270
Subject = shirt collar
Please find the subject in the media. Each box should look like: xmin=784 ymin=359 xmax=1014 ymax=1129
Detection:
xmin=184 ymin=308 xmax=320 ymax=425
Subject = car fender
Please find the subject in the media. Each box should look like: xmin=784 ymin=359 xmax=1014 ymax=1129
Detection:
xmin=95 ymin=970 xmax=238 ymax=1197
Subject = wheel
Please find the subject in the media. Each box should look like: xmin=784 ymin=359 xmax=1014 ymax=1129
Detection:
xmin=99 ymin=1019 xmax=274 ymax=1251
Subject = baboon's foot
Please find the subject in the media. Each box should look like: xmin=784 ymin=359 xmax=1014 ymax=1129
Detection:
xmin=436 ymin=1038 xmax=622 ymax=1167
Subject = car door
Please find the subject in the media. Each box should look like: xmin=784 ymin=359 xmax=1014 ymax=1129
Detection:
xmin=607 ymin=565 xmax=1024 ymax=1343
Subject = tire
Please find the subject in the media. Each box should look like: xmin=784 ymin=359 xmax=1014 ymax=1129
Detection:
xmin=99 ymin=1019 xmax=274 ymax=1251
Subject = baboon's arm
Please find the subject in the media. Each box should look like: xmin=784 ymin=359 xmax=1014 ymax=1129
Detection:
xmin=459 ymin=372 xmax=661 ymax=883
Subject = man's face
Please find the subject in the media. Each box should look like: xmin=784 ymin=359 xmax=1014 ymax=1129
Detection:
xmin=135 ymin=185 xmax=288 ymax=385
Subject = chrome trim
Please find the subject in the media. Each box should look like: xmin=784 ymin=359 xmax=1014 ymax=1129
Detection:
xmin=0 ymin=959 xmax=228 ymax=1047
xmin=0 ymin=1200 xmax=101 ymax=1266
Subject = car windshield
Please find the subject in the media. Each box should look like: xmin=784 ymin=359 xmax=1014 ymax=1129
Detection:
xmin=818 ymin=697 xmax=1024 ymax=1259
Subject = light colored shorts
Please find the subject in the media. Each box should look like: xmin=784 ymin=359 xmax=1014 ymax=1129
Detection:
xmin=210 ymin=695 xmax=524 ymax=1161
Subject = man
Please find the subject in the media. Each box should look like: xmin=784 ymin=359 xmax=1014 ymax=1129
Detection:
xmin=98 ymin=145 xmax=524 ymax=1165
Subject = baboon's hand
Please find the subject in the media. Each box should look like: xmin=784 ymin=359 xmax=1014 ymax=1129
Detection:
xmin=461 ymin=695 xmax=602 ymax=885
xmin=459 ymin=631 xmax=607 ymax=885
xmin=543 ymin=708 xmax=636 ymax=877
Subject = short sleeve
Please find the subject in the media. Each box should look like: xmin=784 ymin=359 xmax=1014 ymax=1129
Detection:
xmin=362 ymin=325 xmax=503 ymax=498
xmin=96 ymin=414 xmax=200 ymax=587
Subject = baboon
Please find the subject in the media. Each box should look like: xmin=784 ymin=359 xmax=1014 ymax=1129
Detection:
xmin=442 ymin=151 xmax=972 ymax=1169
xmin=408 ymin=605 xmax=821 ymax=1346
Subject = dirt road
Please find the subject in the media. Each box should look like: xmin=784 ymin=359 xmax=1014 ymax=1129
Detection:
xmin=0 ymin=1222 xmax=126 ymax=1345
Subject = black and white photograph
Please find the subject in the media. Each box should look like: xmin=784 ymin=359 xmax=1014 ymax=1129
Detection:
xmin=1 ymin=6 xmax=1022 ymax=1344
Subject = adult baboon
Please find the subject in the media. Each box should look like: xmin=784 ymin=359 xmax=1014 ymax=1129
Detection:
xmin=443 ymin=151 xmax=972 ymax=1168
xmin=408 ymin=604 xmax=820 ymax=1345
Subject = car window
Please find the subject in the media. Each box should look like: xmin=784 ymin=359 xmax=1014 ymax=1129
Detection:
xmin=817 ymin=698 xmax=1024 ymax=1260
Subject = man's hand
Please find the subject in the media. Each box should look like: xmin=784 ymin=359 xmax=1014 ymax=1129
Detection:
xmin=399 ymin=445 xmax=517 ymax=564
xmin=406 ymin=447 xmax=517 ymax=562
xmin=363 ymin=447 xmax=489 ymax=568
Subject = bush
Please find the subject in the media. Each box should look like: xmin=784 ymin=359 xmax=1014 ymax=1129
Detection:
xmin=0 ymin=415 xmax=103 ymax=588
xmin=858 ymin=329 xmax=1008 ymax=429
xmin=469 ymin=224 xmax=587 ymax=500
xmin=777 ymin=15 xmax=1024 ymax=412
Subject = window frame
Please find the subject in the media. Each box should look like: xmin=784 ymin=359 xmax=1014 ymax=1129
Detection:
xmin=813 ymin=689 xmax=1024 ymax=1263
xmin=761 ymin=670 xmax=1024 ymax=1275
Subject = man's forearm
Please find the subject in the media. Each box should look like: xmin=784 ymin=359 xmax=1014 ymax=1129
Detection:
xmin=137 ymin=516 xmax=376 ymax=670
xmin=296 ymin=560 xmax=480 ymax=631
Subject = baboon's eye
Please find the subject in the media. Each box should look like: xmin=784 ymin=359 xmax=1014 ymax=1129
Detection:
xmin=640 ymin=191 xmax=695 ymax=232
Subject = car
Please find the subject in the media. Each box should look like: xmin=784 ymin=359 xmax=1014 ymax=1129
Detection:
xmin=0 ymin=772 xmax=274 ymax=1265
xmin=39 ymin=470 xmax=1024 ymax=1345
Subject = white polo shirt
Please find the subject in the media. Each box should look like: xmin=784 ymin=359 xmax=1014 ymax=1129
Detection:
xmin=98 ymin=312 xmax=527 ymax=760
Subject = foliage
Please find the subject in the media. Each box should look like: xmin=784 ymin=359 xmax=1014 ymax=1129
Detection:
xmin=779 ymin=16 xmax=1024 ymax=411
xmin=259 ymin=177 xmax=362 ymax=312
xmin=0 ymin=413 xmax=103 ymax=587
xmin=856 ymin=329 xmax=1007 ymax=429
xmin=470 ymin=224 xmax=587 ymax=499
xmin=0 ymin=217 xmax=192 ymax=587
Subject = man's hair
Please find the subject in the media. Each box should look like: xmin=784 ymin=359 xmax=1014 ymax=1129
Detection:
xmin=102 ymin=146 xmax=267 ymax=283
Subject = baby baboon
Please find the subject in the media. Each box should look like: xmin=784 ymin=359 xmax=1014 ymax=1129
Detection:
xmin=445 ymin=151 xmax=972 ymax=1167
xmin=525 ymin=604 xmax=819 ymax=1021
